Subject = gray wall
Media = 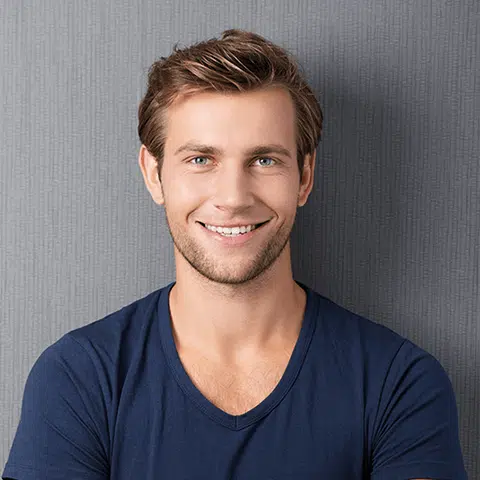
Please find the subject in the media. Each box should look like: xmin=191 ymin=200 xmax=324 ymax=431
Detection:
xmin=1 ymin=0 xmax=478 ymax=477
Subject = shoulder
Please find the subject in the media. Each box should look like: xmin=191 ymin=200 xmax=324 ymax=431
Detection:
xmin=306 ymin=288 xmax=466 ymax=477
xmin=309 ymin=287 xmax=408 ymax=361
xmin=67 ymin=284 xmax=166 ymax=348
xmin=308 ymin=286 xmax=450 ymax=397
xmin=48 ymin=284 xmax=170 ymax=367
xmin=29 ymin=284 xmax=170 ymax=395
xmin=0 ymin=285 xmax=170 ymax=480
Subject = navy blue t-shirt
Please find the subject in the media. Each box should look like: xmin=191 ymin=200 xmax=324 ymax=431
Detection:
xmin=3 ymin=282 xmax=467 ymax=479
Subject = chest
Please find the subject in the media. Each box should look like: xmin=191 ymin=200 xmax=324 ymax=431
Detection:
xmin=178 ymin=351 xmax=290 ymax=415
xmin=110 ymin=334 xmax=366 ymax=479
xmin=112 ymin=364 xmax=364 ymax=479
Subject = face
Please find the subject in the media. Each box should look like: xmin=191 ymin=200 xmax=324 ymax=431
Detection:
xmin=139 ymin=86 xmax=315 ymax=285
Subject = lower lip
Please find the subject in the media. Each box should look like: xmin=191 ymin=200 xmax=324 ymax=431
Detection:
xmin=197 ymin=222 xmax=267 ymax=246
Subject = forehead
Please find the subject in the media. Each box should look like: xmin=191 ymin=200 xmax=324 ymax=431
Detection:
xmin=163 ymin=87 xmax=297 ymax=154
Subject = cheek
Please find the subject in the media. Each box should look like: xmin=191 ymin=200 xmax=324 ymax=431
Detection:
xmin=162 ymin=173 xmax=211 ymax=210
xmin=261 ymin=180 xmax=300 ymax=211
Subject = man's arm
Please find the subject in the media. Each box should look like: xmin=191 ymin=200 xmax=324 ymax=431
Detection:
xmin=2 ymin=335 xmax=109 ymax=480
xmin=370 ymin=340 xmax=467 ymax=480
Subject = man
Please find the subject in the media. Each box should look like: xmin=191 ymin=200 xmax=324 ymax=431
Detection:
xmin=3 ymin=29 xmax=467 ymax=479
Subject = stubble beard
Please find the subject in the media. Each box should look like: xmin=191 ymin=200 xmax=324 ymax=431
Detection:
xmin=163 ymin=208 xmax=294 ymax=286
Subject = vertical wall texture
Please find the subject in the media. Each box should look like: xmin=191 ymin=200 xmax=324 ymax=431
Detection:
xmin=1 ymin=0 xmax=478 ymax=476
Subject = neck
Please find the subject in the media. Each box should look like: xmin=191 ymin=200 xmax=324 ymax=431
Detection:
xmin=169 ymin=244 xmax=306 ymax=364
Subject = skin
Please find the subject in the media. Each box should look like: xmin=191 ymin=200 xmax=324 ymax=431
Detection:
xmin=139 ymin=86 xmax=431 ymax=477
xmin=138 ymin=86 xmax=316 ymax=367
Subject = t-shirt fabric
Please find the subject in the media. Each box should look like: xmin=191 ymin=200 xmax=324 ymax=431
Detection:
xmin=3 ymin=281 xmax=467 ymax=479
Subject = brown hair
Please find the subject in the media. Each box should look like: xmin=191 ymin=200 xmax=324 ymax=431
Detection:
xmin=138 ymin=29 xmax=323 ymax=177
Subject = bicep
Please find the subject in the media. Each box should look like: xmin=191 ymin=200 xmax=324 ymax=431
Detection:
xmin=370 ymin=341 xmax=467 ymax=480
xmin=2 ymin=336 xmax=109 ymax=480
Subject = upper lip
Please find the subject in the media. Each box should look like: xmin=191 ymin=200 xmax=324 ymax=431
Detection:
xmin=198 ymin=220 xmax=270 ymax=227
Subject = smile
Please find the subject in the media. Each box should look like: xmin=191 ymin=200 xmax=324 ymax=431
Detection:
xmin=198 ymin=220 xmax=270 ymax=237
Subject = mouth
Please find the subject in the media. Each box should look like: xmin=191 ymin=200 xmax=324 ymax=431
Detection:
xmin=196 ymin=219 xmax=270 ymax=237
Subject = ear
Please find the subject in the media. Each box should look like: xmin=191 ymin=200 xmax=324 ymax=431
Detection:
xmin=298 ymin=150 xmax=316 ymax=207
xmin=138 ymin=145 xmax=164 ymax=205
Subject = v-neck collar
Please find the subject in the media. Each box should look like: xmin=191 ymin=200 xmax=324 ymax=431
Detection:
xmin=158 ymin=280 xmax=318 ymax=431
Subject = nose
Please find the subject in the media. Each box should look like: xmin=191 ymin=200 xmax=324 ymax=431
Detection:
xmin=212 ymin=162 xmax=255 ymax=212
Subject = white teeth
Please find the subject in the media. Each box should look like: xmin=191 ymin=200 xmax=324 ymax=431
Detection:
xmin=203 ymin=222 xmax=260 ymax=236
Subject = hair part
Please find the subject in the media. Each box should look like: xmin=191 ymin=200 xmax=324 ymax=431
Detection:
xmin=138 ymin=29 xmax=323 ymax=178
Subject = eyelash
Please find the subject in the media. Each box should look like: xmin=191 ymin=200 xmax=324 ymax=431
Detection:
xmin=189 ymin=156 xmax=277 ymax=167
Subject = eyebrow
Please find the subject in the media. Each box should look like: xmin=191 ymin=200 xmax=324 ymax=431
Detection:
xmin=173 ymin=142 xmax=292 ymax=159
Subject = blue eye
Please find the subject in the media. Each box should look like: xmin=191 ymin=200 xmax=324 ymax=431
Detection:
xmin=256 ymin=157 xmax=275 ymax=167
xmin=191 ymin=157 xmax=210 ymax=165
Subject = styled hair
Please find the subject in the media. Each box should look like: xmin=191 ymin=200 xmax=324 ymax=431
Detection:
xmin=138 ymin=29 xmax=323 ymax=177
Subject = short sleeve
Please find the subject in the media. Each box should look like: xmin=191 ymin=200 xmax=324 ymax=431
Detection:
xmin=370 ymin=340 xmax=467 ymax=480
xmin=2 ymin=334 xmax=109 ymax=480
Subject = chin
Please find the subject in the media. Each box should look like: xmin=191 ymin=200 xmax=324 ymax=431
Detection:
xmin=191 ymin=262 xmax=265 ymax=285
xmin=169 ymin=219 xmax=291 ymax=285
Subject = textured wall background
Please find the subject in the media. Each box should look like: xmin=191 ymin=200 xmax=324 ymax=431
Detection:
xmin=1 ymin=0 xmax=478 ymax=477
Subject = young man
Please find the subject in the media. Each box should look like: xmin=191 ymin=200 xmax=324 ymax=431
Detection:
xmin=3 ymin=30 xmax=467 ymax=479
